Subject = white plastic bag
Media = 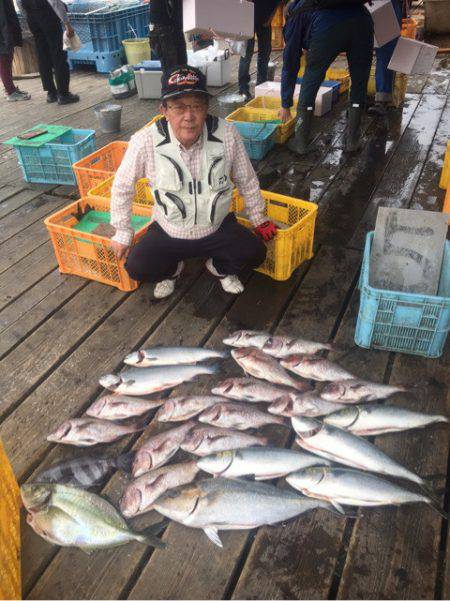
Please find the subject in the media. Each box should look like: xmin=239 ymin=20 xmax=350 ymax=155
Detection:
xmin=63 ymin=31 xmax=82 ymax=52
xmin=226 ymin=39 xmax=247 ymax=57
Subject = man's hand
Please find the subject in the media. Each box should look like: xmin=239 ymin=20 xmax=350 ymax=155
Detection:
xmin=280 ymin=107 xmax=292 ymax=124
xmin=65 ymin=22 xmax=75 ymax=38
xmin=111 ymin=240 xmax=130 ymax=260
xmin=255 ymin=221 xmax=277 ymax=242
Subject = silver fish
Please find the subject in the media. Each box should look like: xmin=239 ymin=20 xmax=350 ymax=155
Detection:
xmin=99 ymin=364 xmax=217 ymax=396
xmin=262 ymin=336 xmax=333 ymax=357
xmin=132 ymin=421 xmax=195 ymax=478
xmin=21 ymin=483 xmax=165 ymax=550
xmin=212 ymin=377 xmax=311 ymax=401
xmin=292 ymin=416 xmax=428 ymax=488
xmin=47 ymin=418 xmax=144 ymax=447
xmin=34 ymin=453 xmax=133 ymax=489
xmin=198 ymin=401 xmax=286 ymax=430
xmin=124 ymin=346 xmax=228 ymax=367
xmin=281 ymin=355 xmax=354 ymax=382
xmin=223 ymin=330 xmax=271 ymax=349
xmin=153 ymin=477 xmax=343 ymax=547
xmin=120 ymin=461 xmax=200 ymax=518
xmin=324 ymin=405 xmax=449 ymax=436
xmin=320 ymin=379 xmax=409 ymax=403
xmin=155 ymin=395 xmax=230 ymax=422
xmin=197 ymin=446 xmax=331 ymax=480
xmin=231 ymin=348 xmax=306 ymax=390
xmin=181 ymin=426 xmax=267 ymax=456
xmin=268 ymin=391 xmax=347 ymax=417
xmin=286 ymin=467 xmax=447 ymax=517
xmin=86 ymin=395 xmax=164 ymax=420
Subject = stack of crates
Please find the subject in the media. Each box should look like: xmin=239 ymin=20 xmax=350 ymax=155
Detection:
xmin=271 ymin=4 xmax=285 ymax=50
xmin=227 ymin=105 xmax=296 ymax=146
xmin=67 ymin=2 xmax=150 ymax=72
xmin=73 ymin=141 xmax=129 ymax=196
xmin=88 ymin=174 xmax=154 ymax=207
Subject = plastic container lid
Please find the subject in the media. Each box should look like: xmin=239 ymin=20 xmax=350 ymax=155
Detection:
xmin=133 ymin=60 xmax=162 ymax=71
xmin=4 ymin=124 xmax=72 ymax=147
xmin=73 ymin=210 xmax=150 ymax=234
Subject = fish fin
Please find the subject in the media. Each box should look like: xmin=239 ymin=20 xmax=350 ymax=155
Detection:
xmin=115 ymin=451 xmax=136 ymax=474
xmin=80 ymin=547 xmax=96 ymax=555
xmin=204 ymin=527 xmax=223 ymax=548
xmin=331 ymin=501 xmax=346 ymax=515
xmin=429 ymin=501 xmax=448 ymax=520
xmin=137 ymin=519 xmax=168 ymax=548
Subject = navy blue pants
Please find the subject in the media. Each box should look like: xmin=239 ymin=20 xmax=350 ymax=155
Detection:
xmin=374 ymin=0 xmax=402 ymax=99
xmin=238 ymin=24 xmax=272 ymax=95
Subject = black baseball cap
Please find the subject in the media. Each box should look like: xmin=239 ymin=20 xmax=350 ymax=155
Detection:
xmin=161 ymin=65 xmax=211 ymax=100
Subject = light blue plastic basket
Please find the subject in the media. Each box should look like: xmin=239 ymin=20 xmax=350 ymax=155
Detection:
xmin=233 ymin=121 xmax=278 ymax=161
xmin=355 ymin=232 xmax=450 ymax=358
xmin=13 ymin=129 xmax=96 ymax=185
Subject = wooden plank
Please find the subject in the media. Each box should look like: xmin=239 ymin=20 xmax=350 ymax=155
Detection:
xmin=0 ymin=185 xmax=29 ymax=204
xmin=126 ymin=246 xmax=361 ymax=601
xmin=421 ymin=57 xmax=450 ymax=95
xmin=0 ymin=187 xmax=50 ymax=220
xmin=0 ymin=217 xmax=54 ymax=275
xmin=0 ymin=273 xmax=87 ymax=359
xmin=0 ymin=243 xmax=56 ymax=312
xmin=0 ymin=193 xmax=67 ymax=244
xmin=0 ymin=282 xmax=126 ymax=422
xmin=348 ymin=92 xmax=447 ymax=250
xmin=316 ymin=95 xmax=421 ymax=247
xmin=338 ymin=347 xmax=449 ymax=600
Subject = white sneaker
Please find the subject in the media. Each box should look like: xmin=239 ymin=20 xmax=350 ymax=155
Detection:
xmin=153 ymin=261 xmax=184 ymax=299
xmin=206 ymin=258 xmax=244 ymax=295
xmin=6 ymin=88 xmax=31 ymax=102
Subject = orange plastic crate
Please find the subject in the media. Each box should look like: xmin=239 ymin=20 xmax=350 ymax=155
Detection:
xmin=402 ymin=17 xmax=417 ymax=40
xmin=271 ymin=26 xmax=284 ymax=50
xmin=73 ymin=141 xmax=129 ymax=197
xmin=45 ymin=197 xmax=152 ymax=291
xmin=271 ymin=4 xmax=284 ymax=27
xmin=141 ymin=113 xmax=163 ymax=129
xmin=443 ymin=186 xmax=450 ymax=225
xmin=88 ymin=175 xmax=154 ymax=207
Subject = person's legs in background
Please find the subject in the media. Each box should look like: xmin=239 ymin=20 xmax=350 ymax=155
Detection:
xmin=346 ymin=13 xmax=374 ymax=150
xmin=255 ymin=23 xmax=272 ymax=86
xmin=238 ymin=36 xmax=255 ymax=99
xmin=0 ymin=50 xmax=30 ymax=100
xmin=26 ymin=10 xmax=57 ymax=101
xmin=150 ymin=24 xmax=186 ymax=73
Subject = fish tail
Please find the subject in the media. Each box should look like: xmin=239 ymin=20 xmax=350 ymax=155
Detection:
xmin=204 ymin=363 xmax=220 ymax=376
xmin=115 ymin=451 xmax=136 ymax=474
xmin=135 ymin=518 xmax=169 ymax=548
xmin=217 ymin=350 xmax=230 ymax=359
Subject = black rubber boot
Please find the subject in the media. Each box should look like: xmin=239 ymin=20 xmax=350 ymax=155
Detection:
xmin=287 ymin=108 xmax=314 ymax=156
xmin=345 ymin=105 xmax=363 ymax=152
xmin=367 ymin=102 xmax=388 ymax=117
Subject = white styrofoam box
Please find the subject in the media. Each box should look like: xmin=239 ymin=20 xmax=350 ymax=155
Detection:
xmin=206 ymin=55 xmax=232 ymax=86
xmin=183 ymin=0 xmax=254 ymax=40
xmin=388 ymin=37 xmax=438 ymax=75
xmin=367 ymin=0 xmax=401 ymax=48
xmin=135 ymin=69 xmax=163 ymax=99
xmin=254 ymin=81 xmax=333 ymax=117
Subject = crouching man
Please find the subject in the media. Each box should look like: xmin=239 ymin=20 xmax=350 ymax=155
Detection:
xmin=110 ymin=65 xmax=276 ymax=299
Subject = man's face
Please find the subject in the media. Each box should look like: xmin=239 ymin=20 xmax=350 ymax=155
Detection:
xmin=161 ymin=93 xmax=209 ymax=148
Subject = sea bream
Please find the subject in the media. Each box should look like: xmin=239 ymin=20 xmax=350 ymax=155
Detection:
xmin=86 ymin=395 xmax=164 ymax=420
xmin=268 ymin=391 xmax=347 ymax=418
xmin=324 ymin=405 xmax=449 ymax=436
xmin=211 ymin=377 xmax=311 ymax=401
xmin=198 ymin=401 xmax=286 ymax=430
xmin=197 ymin=446 xmax=331 ymax=480
xmin=231 ymin=348 xmax=307 ymax=390
xmin=155 ymin=395 xmax=230 ymax=422
xmin=292 ymin=416 xmax=429 ymax=488
xmin=124 ymin=346 xmax=228 ymax=367
xmin=47 ymin=417 xmax=144 ymax=447
xmin=262 ymin=336 xmax=333 ymax=358
xmin=181 ymin=426 xmax=267 ymax=456
xmin=152 ymin=477 xmax=344 ymax=547
xmin=286 ymin=467 xmax=447 ymax=518
xmin=132 ymin=421 xmax=195 ymax=477
xmin=21 ymin=483 xmax=166 ymax=550
xmin=34 ymin=453 xmax=134 ymax=489
xmin=120 ymin=461 xmax=200 ymax=518
xmin=281 ymin=355 xmax=354 ymax=382
xmin=223 ymin=330 xmax=271 ymax=349
xmin=320 ymin=379 xmax=409 ymax=403
xmin=99 ymin=364 xmax=217 ymax=396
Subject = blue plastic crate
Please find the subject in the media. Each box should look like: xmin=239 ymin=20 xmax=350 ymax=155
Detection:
xmin=68 ymin=43 xmax=123 ymax=73
xmin=69 ymin=3 xmax=150 ymax=54
xmin=13 ymin=129 xmax=96 ymax=185
xmin=355 ymin=231 xmax=450 ymax=358
xmin=233 ymin=121 xmax=278 ymax=161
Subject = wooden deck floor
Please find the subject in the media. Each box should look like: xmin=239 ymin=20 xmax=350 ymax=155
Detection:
xmin=1 ymin=53 xmax=449 ymax=600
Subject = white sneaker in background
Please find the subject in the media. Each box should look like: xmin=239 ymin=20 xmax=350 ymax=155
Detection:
xmin=205 ymin=258 xmax=244 ymax=295
xmin=6 ymin=88 xmax=31 ymax=102
xmin=153 ymin=261 xmax=184 ymax=299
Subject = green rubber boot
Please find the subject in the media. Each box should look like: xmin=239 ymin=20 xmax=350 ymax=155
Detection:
xmin=288 ymin=107 xmax=314 ymax=156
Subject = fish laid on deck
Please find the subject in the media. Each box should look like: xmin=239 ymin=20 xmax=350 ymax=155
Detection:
xmin=124 ymin=346 xmax=228 ymax=367
xmin=198 ymin=401 xmax=286 ymax=430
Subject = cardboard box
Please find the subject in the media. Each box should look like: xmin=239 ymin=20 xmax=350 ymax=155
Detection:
xmin=183 ymin=0 xmax=254 ymax=40
xmin=254 ymin=81 xmax=333 ymax=117
xmin=367 ymin=0 xmax=401 ymax=48
xmin=388 ymin=37 xmax=438 ymax=75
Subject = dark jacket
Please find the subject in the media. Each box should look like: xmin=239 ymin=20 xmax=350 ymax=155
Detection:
xmin=0 ymin=0 xmax=22 ymax=54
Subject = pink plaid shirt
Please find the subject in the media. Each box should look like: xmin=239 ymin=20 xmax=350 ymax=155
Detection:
xmin=110 ymin=119 xmax=266 ymax=245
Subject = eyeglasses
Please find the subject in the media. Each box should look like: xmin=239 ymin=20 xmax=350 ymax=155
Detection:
xmin=166 ymin=102 xmax=208 ymax=115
